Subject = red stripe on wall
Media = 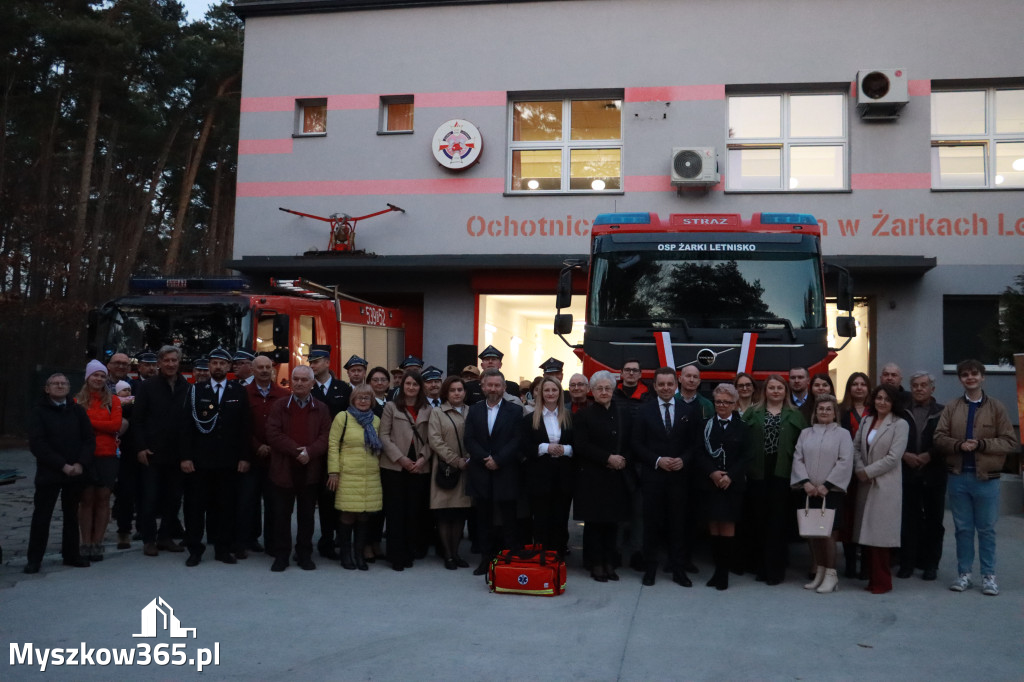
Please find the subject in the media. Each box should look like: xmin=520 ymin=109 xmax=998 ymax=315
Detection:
xmin=625 ymin=85 xmax=726 ymax=102
xmin=417 ymin=91 xmax=506 ymax=108
xmin=238 ymin=139 xmax=294 ymax=155
xmin=908 ymin=79 xmax=931 ymax=96
xmin=237 ymin=177 xmax=505 ymax=197
xmin=625 ymin=175 xmax=724 ymax=192
xmin=328 ymin=94 xmax=379 ymax=110
xmin=850 ymin=173 xmax=931 ymax=190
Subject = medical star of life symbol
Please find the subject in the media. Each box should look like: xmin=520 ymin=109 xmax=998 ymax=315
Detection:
xmin=517 ymin=574 xmax=529 ymax=585
xmin=133 ymin=597 xmax=197 ymax=639
xmin=438 ymin=123 xmax=475 ymax=162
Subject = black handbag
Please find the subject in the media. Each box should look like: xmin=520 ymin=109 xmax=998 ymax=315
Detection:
xmin=434 ymin=411 xmax=463 ymax=490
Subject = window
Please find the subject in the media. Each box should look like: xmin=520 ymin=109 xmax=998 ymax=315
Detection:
xmin=379 ymin=95 xmax=414 ymax=134
xmin=508 ymin=95 xmax=622 ymax=193
xmin=295 ymin=98 xmax=327 ymax=136
xmin=942 ymin=296 xmax=1003 ymax=370
xmin=931 ymin=87 xmax=1024 ymax=189
xmin=726 ymin=92 xmax=847 ymax=191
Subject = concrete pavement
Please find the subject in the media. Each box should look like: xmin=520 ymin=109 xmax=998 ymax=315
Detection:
xmin=1 ymin=446 xmax=1022 ymax=681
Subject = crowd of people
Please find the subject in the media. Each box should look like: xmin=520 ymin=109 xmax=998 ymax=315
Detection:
xmin=25 ymin=344 xmax=1018 ymax=598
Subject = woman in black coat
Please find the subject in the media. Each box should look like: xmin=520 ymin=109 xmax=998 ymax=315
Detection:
xmin=699 ymin=383 xmax=752 ymax=591
xmin=521 ymin=375 xmax=576 ymax=557
xmin=573 ymin=371 xmax=630 ymax=582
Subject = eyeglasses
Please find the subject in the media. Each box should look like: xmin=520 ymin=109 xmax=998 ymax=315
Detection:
xmin=47 ymin=381 xmax=69 ymax=387
xmin=568 ymin=383 xmax=588 ymax=389
xmin=735 ymin=383 xmax=753 ymax=389
xmin=621 ymin=368 xmax=641 ymax=374
xmin=714 ymin=400 xmax=736 ymax=406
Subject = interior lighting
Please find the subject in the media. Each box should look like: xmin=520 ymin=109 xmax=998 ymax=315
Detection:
xmin=591 ymin=179 xmax=606 ymax=191
xmin=527 ymin=179 xmax=540 ymax=190
xmin=1012 ymin=158 xmax=1024 ymax=171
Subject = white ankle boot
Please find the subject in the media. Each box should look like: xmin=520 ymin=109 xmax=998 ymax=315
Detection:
xmin=804 ymin=566 xmax=826 ymax=590
xmin=816 ymin=568 xmax=839 ymax=593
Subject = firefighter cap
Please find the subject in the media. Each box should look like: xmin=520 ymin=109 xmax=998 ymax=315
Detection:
xmin=540 ymin=357 xmax=564 ymax=374
xmin=398 ymin=355 xmax=423 ymax=369
xmin=194 ymin=356 xmax=210 ymax=370
xmin=233 ymin=350 xmax=255 ymax=362
xmin=308 ymin=348 xmax=330 ymax=361
xmin=344 ymin=354 xmax=368 ymax=369
xmin=421 ymin=365 xmax=444 ymax=381
xmin=138 ymin=351 xmax=158 ymax=364
xmin=478 ymin=345 xmax=504 ymax=360
xmin=208 ymin=347 xmax=232 ymax=362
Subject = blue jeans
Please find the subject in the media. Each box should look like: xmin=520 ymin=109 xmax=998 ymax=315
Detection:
xmin=947 ymin=473 xmax=999 ymax=575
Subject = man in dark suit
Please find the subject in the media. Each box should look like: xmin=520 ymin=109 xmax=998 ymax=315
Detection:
xmin=630 ymin=366 xmax=699 ymax=587
xmin=464 ymin=368 xmax=524 ymax=574
xmin=309 ymin=346 xmax=350 ymax=559
xmin=180 ymin=347 xmax=252 ymax=566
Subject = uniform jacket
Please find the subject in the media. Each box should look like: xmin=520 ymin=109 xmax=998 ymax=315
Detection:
xmin=742 ymin=405 xmax=807 ymax=480
xmin=133 ymin=374 xmax=190 ymax=465
xmin=696 ymin=415 xmax=753 ymax=493
xmin=266 ymin=395 xmax=332 ymax=489
xmin=312 ymin=374 xmax=351 ymax=418
xmin=327 ymin=410 xmax=383 ymax=512
xmin=853 ymin=413 xmax=908 ymax=547
xmin=464 ymin=398 xmax=524 ymax=501
xmin=379 ymin=402 xmax=432 ymax=473
xmin=29 ymin=397 xmax=95 ymax=486
xmin=934 ymin=392 xmax=1017 ymax=480
xmin=181 ymin=380 xmax=252 ymax=469
xmin=630 ymin=396 xmax=698 ymax=483
xmin=427 ymin=403 xmax=472 ymax=510
xmin=791 ymin=422 xmax=854 ymax=492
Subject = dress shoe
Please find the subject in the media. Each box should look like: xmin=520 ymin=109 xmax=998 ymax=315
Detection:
xmin=234 ymin=548 xmax=249 ymax=560
xmin=682 ymin=561 xmax=699 ymax=574
xmin=672 ymin=571 xmax=693 ymax=587
xmin=117 ymin=533 xmax=131 ymax=550
xmin=214 ymin=552 xmax=237 ymax=565
xmin=297 ymin=557 xmax=316 ymax=571
xmin=23 ymin=562 xmax=41 ymax=574
xmin=63 ymin=557 xmax=91 ymax=568
xmin=270 ymin=557 xmax=288 ymax=572
xmin=896 ymin=566 xmax=914 ymax=579
xmin=642 ymin=568 xmax=657 ymax=586
xmin=157 ymin=539 xmax=184 ymax=553
xmin=444 ymin=558 xmax=458 ymax=570
xmin=922 ymin=567 xmax=938 ymax=581
xmin=392 ymin=563 xmax=405 ymax=572
xmin=591 ymin=566 xmax=608 ymax=583
xmin=473 ymin=560 xmax=490 ymax=576
xmin=186 ymin=554 xmax=202 ymax=567
xmin=454 ymin=556 xmax=470 ymax=568
xmin=765 ymin=578 xmax=783 ymax=586
xmin=143 ymin=543 xmax=159 ymax=557
xmin=606 ymin=566 xmax=620 ymax=582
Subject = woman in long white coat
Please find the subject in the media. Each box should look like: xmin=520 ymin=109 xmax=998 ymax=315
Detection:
xmin=852 ymin=384 xmax=908 ymax=595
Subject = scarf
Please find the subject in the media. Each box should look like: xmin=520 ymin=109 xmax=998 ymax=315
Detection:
xmin=348 ymin=406 xmax=382 ymax=454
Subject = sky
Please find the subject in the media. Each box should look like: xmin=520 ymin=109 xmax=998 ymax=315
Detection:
xmin=180 ymin=0 xmax=218 ymax=22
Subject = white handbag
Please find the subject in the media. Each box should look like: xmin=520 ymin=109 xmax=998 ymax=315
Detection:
xmin=797 ymin=496 xmax=835 ymax=538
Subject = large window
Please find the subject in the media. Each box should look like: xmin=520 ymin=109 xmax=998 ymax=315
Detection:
xmin=931 ymin=87 xmax=1024 ymax=189
xmin=508 ymin=96 xmax=622 ymax=193
xmin=942 ymin=296 xmax=1004 ymax=370
xmin=726 ymin=92 xmax=847 ymax=191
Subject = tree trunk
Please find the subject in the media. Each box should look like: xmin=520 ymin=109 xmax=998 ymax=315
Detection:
xmin=86 ymin=118 xmax=118 ymax=300
xmin=67 ymin=80 xmax=102 ymax=291
xmin=28 ymin=86 xmax=63 ymax=302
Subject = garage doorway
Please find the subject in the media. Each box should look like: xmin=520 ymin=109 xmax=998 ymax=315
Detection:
xmin=827 ymin=298 xmax=872 ymax=401
xmin=477 ymin=294 xmax=585 ymax=386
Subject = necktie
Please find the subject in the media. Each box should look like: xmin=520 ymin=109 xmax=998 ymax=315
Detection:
xmin=719 ymin=419 xmax=729 ymax=429
xmin=214 ymin=383 xmax=222 ymax=403
xmin=663 ymin=403 xmax=672 ymax=432
xmin=432 ymin=399 xmax=440 ymax=407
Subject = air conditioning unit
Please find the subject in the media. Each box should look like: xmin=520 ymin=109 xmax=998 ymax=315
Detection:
xmin=857 ymin=69 xmax=909 ymax=120
xmin=671 ymin=147 xmax=719 ymax=186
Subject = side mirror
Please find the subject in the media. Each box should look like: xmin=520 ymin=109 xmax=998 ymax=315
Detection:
xmin=835 ymin=269 xmax=854 ymax=312
xmin=553 ymin=313 xmax=574 ymax=335
xmin=270 ymin=347 xmax=290 ymax=364
xmin=835 ymin=316 xmax=856 ymax=338
xmin=555 ymin=269 xmax=572 ymax=309
xmin=272 ymin=314 xmax=290 ymax=348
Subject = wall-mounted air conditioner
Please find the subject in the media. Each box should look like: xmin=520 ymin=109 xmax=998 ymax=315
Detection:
xmin=857 ymin=69 xmax=909 ymax=120
xmin=670 ymin=147 xmax=719 ymax=186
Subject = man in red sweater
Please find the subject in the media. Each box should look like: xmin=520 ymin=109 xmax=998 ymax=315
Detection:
xmin=265 ymin=365 xmax=332 ymax=572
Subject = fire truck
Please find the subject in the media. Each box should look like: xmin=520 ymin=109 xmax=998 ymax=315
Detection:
xmin=553 ymin=212 xmax=855 ymax=381
xmin=88 ymin=277 xmax=405 ymax=383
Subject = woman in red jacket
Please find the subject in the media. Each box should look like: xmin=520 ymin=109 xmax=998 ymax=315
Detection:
xmin=75 ymin=360 xmax=123 ymax=562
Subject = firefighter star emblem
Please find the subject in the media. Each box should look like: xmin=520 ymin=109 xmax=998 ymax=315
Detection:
xmin=432 ymin=119 xmax=482 ymax=169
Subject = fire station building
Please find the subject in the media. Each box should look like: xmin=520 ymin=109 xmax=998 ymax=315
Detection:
xmin=229 ymin=0 xmax=1024 ymax=414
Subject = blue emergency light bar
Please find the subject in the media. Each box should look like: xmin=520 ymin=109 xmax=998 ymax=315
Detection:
xmin=129 ymin=277 xmax=250 ymax=291
xmin=593 ymin=213 xmax=652 ymax=225
xmin=759 ymin=212 xmax=818 ymax=225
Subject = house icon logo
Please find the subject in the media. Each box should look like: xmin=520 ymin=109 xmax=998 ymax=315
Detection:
xmin=133 ymin=597 xmax=197 ymax=639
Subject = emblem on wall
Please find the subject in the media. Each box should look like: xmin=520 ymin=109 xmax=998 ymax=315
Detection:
xmin=432 ymin=119 xmax=482 ymax=169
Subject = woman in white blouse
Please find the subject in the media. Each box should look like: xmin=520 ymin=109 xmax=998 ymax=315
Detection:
xmin=521 ymin=376 xmax=576 ymax=557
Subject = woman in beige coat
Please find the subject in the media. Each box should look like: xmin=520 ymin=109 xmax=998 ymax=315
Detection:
xmin=791 ymin=394 xmax=853 ymax=594
xmin=427 ymin=376 xmax=472 ymax=570
xmin=852 ymin=384 xmax=908 ymax=594
xmin=326 ymin=385 xmax=382 ymax=570
xmin=379 ymin=370 xmax=432 ymax=570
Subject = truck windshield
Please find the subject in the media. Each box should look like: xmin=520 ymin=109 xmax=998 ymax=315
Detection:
xmin=589 ymin=249 xmax=824 ymax=330
xmin=103 ymin=302 xmax=252 ymax=365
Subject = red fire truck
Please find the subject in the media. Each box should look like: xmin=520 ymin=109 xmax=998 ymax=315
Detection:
xmin=88 ymin=277 xmax=405 ymax=383
xmin=554 ymin=212 xmax=854 ymax=381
